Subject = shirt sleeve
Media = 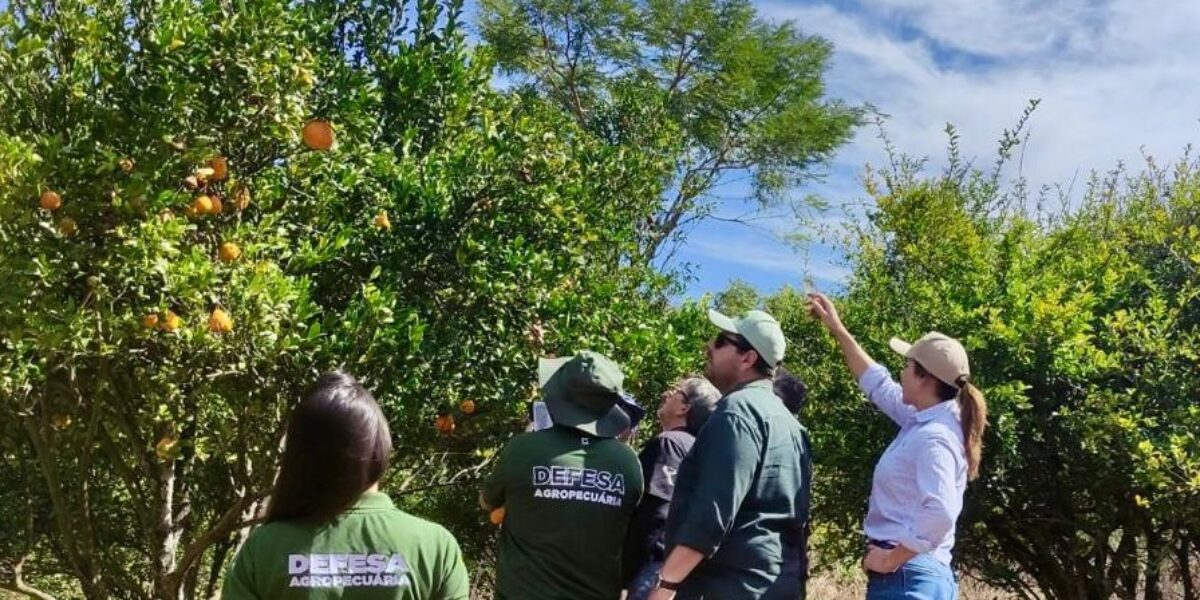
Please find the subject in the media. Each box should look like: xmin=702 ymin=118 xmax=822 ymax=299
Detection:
xmin=858 ymin=363 xmax=914 ymax=426
xmin=482 ymin=442 xmax=511 ymax=509
xmin=667 ymin=412 xmax=762 ymax=557
xmin=433 ymin=531 xmax=471 ymax=600
xmin=646 ymin=435 xmax=689 ymax=501
xmin=220 ymin=533 xmax=262 ymax=599
xmin=895 ymin=435 xmax=962 ymax=554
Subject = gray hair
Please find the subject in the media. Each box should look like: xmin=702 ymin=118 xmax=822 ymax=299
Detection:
xmin=678 ymin=376 xmax=721 ymax=435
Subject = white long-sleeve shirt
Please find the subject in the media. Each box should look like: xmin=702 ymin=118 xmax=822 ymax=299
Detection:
xmin=859 ymin=363 xmax=967 ymax=566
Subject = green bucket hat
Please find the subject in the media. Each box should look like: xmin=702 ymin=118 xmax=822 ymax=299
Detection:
xmin=537 ymin=351 xmax=630 ymax=438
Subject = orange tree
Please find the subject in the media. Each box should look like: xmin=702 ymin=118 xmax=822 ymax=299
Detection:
xmin=0 ymin=0 xmax=711 ymax=597
xmin=765 ymin=133 xmax=1200 ymax=599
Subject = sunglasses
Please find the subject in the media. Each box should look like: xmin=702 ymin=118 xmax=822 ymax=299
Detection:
xmin=713 ymin=333 xmax=752 ymax=352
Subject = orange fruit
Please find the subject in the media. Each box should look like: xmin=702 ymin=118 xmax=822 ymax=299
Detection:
xmin=51 ymin=414 xmax=72 ymax=429
xmin=192 ymin=195 xmax=214 ymax=215
xmin=160 ymin=310 xmax=182 ymax=332
xmin=119 ymin=158 xmax=135 ymax=174
xmin=57 ymin=217 xmax=77 ymax=236
xmin=208 ymin=308 xmax=233 ymax=334
xmin=40 ymin=190 xmax=62 ymax=211
xmin=218 ymin=242 xmax=242 ymax=263
xmin=435 ymin=414 xmax=455 ymax=434
xmin=373 ymin=210 xmax=391 ymax=230
xmin=209 ymin=194 xmax=224 ymax=215
xmin=459 ymin=399 xmax=476 ymax=415
xmin=302 ymin=120 xmax=334 ymax=151
xmin=142 ymin=314 xmax=160 ymax=329
xmin=233 ymin=186 xmax=251 ymax=211
xmin=489 ymin=507 xmax=506 ymax=525
xmin=209 ymin=157 xmax=228 ymax=181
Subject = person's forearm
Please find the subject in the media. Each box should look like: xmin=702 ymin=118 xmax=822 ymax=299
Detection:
xmin=832 ymin=326 xmax=874 ymax=380
xmin=658 ymin=545 xmax=705 ymax=584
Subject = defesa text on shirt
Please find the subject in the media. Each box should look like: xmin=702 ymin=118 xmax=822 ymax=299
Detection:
xmin=532 ymin=465 xmax=627 ymax=507
xmin=288 ymin=553 xmax=411 ymax=589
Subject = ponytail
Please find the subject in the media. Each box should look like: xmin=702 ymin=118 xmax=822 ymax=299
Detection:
xmin=955 ymin=377 xmax=988 ymax=481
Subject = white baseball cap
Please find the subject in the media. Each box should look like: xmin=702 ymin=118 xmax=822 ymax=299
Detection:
xmin=708 ymin=309 xmax=786 ymax=367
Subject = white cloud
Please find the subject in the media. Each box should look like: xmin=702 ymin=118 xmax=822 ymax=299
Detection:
xmin=761 ymin=0 xmax=1200 ymax=205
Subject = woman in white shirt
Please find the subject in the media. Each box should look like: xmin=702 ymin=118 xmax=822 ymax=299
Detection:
xmin=807 ymin=293 xmax=987 ymax=600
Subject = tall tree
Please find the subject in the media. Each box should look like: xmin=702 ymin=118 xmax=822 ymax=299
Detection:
xmin=478 ymin=0 xmax=863 ymax=264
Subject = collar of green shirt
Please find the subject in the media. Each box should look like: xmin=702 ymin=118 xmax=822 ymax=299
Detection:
xmin=346 ymin=491 xmax=395 ymax=513
xmin=725 ymin=377 xmax=773 ymax=395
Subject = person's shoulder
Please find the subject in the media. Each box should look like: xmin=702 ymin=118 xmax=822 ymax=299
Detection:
xmin=389 ymin=507 xmax=456 ymax=535
xmin=592 ymin=437 xmax=641 ymax=466
xmin=501 ymin=428 xmax=556 ymax=454
xmin=915 ymin=418 xmax=965 ymax=451
xmin=657 ymin=430 xmax=695 ymax=452
xmin=726 ymin=382 xmax=780 ymax=417
xmin=371 ymin=506 xmax=462 ymax=549
xmin=236 ymin=519 xmax=312 ymax=555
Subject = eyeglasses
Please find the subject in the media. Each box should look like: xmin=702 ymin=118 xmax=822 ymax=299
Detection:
xmin=713 ymin=333 xmax=751 ymax=353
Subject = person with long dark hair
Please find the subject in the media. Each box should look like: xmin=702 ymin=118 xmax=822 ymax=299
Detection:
xmin=807 ymin=293 xmax=988 ymax=600
xmin=222 ymin=371 xmax=469 ymax=599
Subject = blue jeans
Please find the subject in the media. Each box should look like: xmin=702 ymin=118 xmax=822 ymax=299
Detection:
xmin=627 ymin=561 xmax=663 ymax=600
xmin=866 ymin=553 xmax=958 ymax=600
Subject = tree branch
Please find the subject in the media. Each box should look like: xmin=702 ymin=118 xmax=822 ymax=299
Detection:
xmin=166 ymin=489 xmax=270 ymax=597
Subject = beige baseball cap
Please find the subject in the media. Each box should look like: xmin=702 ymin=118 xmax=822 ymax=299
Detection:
xmin=708 ymin=309 xmax=786 ymax=367
xmin=888 ymin=332 xmax=970 ymax=389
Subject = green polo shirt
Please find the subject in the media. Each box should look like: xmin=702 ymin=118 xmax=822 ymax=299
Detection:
xmin=221 ymin=492 xmax=469 ymax=599
xmin=664 ymin=378 xmax=811 ymax=600
xmin=483 ymin=425 xmax=643 ymax=600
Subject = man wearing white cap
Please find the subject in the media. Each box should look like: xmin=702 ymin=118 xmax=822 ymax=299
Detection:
xmin=649 ymin=309 xmax=812 ymax=600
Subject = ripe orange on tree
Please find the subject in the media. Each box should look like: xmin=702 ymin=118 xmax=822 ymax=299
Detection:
xmin=459 ymin=399 xmax=476 ymax=415
xmin=302 ymin=119 xmax=334 ymax=151
xmin=489 ymin=507 xmax=506 ymax=525
xmin=373 ymin=210 xmax=391 ymax=230
xmin=209 ymin=156 xmax=228 ymax=180
xmin=192 ymin=195 xmax=214 ymax=215
xmin=40 ymin=190 xmax=62 ymax=211
xmin=435 ymin=414 xmax=455 ymax=434
xmin=142 ymin=313 xmax=160 ymax=329
xmin=208 ymin=308 xmax=233 ymax=334
xmin=160 ymin=310 xmax=182 ymax=332
xmin=119 ymin=158 xmax=135 ymax=174
xmin=208 ymin=194 xmax=224 ymax=215
xmin=219 ymin=242 xmax=242 ymax=263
